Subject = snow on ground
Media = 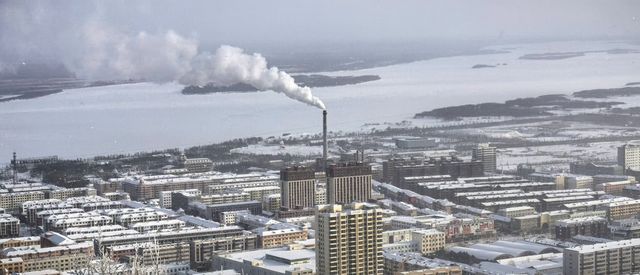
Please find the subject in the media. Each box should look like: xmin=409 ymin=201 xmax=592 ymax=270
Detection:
xmin=498 ymin=141 xmax=622 ymax=171
xmin=486 ymin=121 xmax=640 ymax=141
xmin=2 ymin=40 xmax=640 ymax=160
xmin=230 ymin=144 xmax=322 ymax=156
xmin=0 ymin=95 xmax=20 ymax=100
xmin=602 ymin=95 xmax=640 ymax=108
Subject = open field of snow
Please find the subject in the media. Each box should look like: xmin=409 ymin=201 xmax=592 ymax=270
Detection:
xmin=498 ymin=141 xmax=622 ymax=171
xmin=1 ymin=40 xmax=640 ymax=160
xmin=230 ymin=144 xmax=322 ymax=156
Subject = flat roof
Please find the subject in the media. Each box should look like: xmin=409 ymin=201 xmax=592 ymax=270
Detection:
xmin=257 ymin=227 xmax=304 ymax=237
xmin=217 ymin=246 xmax=315 ymax=273
xmin=500 ymin=206 xmax=535 ymax=211
xmin=556 ymin=216 xmax=607 ymax=226
xmin=566 ymin=239 xmax=640 ymax=253
xmin=609 ymin=199 xmax=640 ymax=207
xmin=564 ymin=197 xmax=632 ymax=208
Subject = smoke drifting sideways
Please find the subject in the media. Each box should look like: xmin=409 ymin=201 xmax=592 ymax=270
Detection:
xmin=1 ymin=18 xmax=325 ymax=110
xmin=79 ymin=26 xmax=325 ymax=110
xmin=181 ymin=46 xmax=326 ymax=110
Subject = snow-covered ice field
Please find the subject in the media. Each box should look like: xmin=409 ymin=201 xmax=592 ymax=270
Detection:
xmin=230 ymin=144 xmax=322 ymax=156
xmin=498 ymin=142 xmax=621 ymax=171
xmin=1 ymin=40 xmax=640 ymax=160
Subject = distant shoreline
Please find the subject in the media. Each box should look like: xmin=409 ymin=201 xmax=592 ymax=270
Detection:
xmin=414 ymin=88 xmax=636 ymax=119
xmin=181 ymin=74 xmax=381 ymax=95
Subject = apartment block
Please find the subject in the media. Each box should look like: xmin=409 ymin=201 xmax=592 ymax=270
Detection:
xmin=316 ymin=203 xmax=384 ymax=275
xmin=0 ymin=214 xmax=19 ymax=238
xmin=263 ymin=194 xmax=281 ymax=213
xmin=189 ymin=234 xmax=258 ymax=270
xmin=472 ymin=143 xmax=497 ymax=174
xmin=219 ymin=210 xmax=250 ymax=226
xmin=564 ymin=239 xmax=640 ymax=275
xmin=607 ymin=200 xmax=640 ymax=221
xmin=0 ymin=257 xmax=24 ymax=274
xmin=618 ymin=142 xmax=640 ymax=170
xmin=565 ymin=175 xmax=594 ymax=190
xmin=130 ymin=219 xmax=185 ymax=232
xmin=257 ymin=228 xmax=308 ymax=248
xmin=45 ymin=187 xmax=97 ymax=200
xmin=326 ymin=163 xmax=373 ymax=205
xmin=0 ymin=236 xmax=40 ymax=250
xmin=280 ymin=166 xmax=316 ymax=210
xmin=595 ymin=180 xmax=632 ymax=196
xmin=555 ymin=217 xmax=609 ymax=240
xmin=0 ymin=192 xmax=45 ymax=212
xmin=412 ymin=229 xmax=446 ymax=255
xmin=497 ymin=206 xmax=537 ymax=218
xmin=159 ymin=189 xmax=201 ymax=209
xmin=1 ymin=242 xmax=93 ymax=272
xmin=183 ymin=157 xmax=214 ymax=173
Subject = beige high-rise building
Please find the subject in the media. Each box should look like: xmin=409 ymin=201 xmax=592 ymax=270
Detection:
xmin=618 ymin=143 xmax=640 ymax=170
xmin=472 ymin=143 xmax=497 ymax=174
xmin=315 ymin=203 xmax=384 ymax=275
xmin=618 ymin=141 xmax=640 ymax=170
xmin=326 ymin=163 xmax=372 ymax=205
xmin=280 ymin=166 xmax=316 ymax=210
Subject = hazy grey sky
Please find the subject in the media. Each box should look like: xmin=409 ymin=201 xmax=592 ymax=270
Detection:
xmin=1 ymin=0 xmax=638 ymax=74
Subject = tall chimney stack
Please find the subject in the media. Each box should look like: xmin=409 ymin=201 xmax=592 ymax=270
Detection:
xmin=323 ymin=110 xmax=328 ymax=169
xmin=11 ymin=152 xmax=17 ymax=185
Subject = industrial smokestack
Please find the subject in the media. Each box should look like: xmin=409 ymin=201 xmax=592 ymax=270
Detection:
xmin=323 ymin=110 xmax=328 ymax=169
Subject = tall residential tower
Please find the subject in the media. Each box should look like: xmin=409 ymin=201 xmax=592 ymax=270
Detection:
xmin=472 ymin=143 xmax=497 ymax=174
xmin=618 ymin=141 xmax=640 ymax=170
xmin=326 ymin=162 xmax=372 ymax=205
xmin=315 ymin=203 xmax=384 ymax=275
xmin=280 ymin=166 xmax=316 ymax=210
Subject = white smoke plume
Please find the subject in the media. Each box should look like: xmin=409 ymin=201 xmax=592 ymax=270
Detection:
xmin=181 ymin=46 xmax=326 ymax=110
xmin=0 ymin=1 xmax=326 ymax=110
xmin=73 ymin=22 xmax=199 ymax=82
xmin=74 ymin=28 xmax=326 ymax=109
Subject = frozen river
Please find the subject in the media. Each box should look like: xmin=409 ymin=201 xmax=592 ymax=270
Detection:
xmin=1 ymin=40 xmax=640 ymax=160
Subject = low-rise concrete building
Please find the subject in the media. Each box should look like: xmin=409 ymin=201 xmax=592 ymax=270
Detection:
xmin=257 ymin=228 xmax=308 ymax=248
xmin=606 ymin=199 xmax=640 ymax=221
xmin=0 ymin=214 xmax=20 ymax=238
xmin=497 ymin=206 xmax=537 ymax=218
xmin=1 ymin=242 xmax=93 ymax=272
xmin=555 ymin=217 xmax=609 ymax=240
xmin=564 ymin=239 xmax=640 ymax=275
xmin=212 ymin=246 xmax=315 ymax=275
xmin=412 ymin=229 xmax=445 ymax=255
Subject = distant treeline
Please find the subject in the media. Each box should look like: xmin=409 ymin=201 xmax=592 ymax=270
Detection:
xmin=415 ymin=94 xmax=622 ymax=119
xmin=182 ymin=74 xmax=380 ymax=94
